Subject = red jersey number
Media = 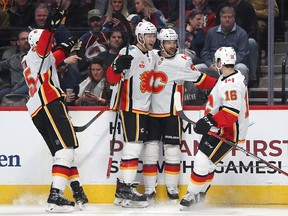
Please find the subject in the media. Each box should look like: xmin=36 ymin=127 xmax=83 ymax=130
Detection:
xmin=24 ymin=68 xmax=37 ymax=97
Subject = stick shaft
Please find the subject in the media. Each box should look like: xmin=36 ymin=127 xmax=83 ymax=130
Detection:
xmin=106 ymin=12 xmax=132 ymax=179
xmin=73 ymin=106 xmax=108 ymax=132
xmin=174 ymin=92 xmax=288 ymax=177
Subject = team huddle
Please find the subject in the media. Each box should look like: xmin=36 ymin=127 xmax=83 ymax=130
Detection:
xmin=23 ymin=5 xmax=249 ymax=213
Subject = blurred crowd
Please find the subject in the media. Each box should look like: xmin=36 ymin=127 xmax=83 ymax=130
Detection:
xmin=0 ymin=0 xmax=287 ymax=106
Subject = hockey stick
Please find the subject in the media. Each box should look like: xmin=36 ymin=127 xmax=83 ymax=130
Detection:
xmin=35 ymin=1 xmax=63 ymax=86
xmin=173 ymin=91 xmax=288 ymax=177
xmin=73 ymin=106 xmax=108 ymax=132
xmin=106 ymin=12 xmax=132 ymax=179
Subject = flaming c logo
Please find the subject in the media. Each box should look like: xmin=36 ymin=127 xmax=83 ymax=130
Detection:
xmin=153 ymin=71 xmax=168 ymax=93
xmin=140 ymin=70 xmax=154 ymax=93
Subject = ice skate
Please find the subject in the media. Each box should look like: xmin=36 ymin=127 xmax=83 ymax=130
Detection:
xmin=70 ymin=181 xmax=88 ymax=210
xmin=46 ymin=188 xmax=75 ymax=213
xmin=114 ymin=178 xmax=125 ymax=206
xmin=166 ymin=186 xmax=179 ymax=200
xmin=179 ymin=190 xmax=208 ymax=211
xmin=144 ymin=187 xmax=156 ymax=204
xmin=121 ymin=182 xmax=148 ymax=208
xmin=179 ymin=192 xmax=196 ymax=211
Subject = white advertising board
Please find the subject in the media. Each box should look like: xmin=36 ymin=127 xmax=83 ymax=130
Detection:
xmin=1 ymin=109 xmax=288 ymax=186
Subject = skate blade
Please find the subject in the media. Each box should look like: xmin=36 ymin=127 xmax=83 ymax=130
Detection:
xmin=168 ymin=198 xmax=178 ymax=204
xmin=76 ymin=202 xmax=87 ymax=211
xmin=121 ymin=199 xmax=149 ymax=208
xmin=179 ymin=205 xmax=190 ymax=211
xmin=179 ymin=202 xmax=204 ymax=211
xmin=46 ymin=204 xmax=74 ymax=213
xmin=113 ymin=197 xmax=122 ymax=206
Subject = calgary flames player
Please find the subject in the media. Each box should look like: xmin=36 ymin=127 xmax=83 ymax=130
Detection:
xmin=106 ymin=21 xmax=157 ymax=208
xmin=22 ymin=6 xmax=87 ymax=213
xmin=142 ymin=28 xmax=217 ymax=203
xmin=180 ymin=47 xmax=249 ymax=210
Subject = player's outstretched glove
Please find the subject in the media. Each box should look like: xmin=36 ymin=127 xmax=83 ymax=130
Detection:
xmin=113 ymin=55 xmax=134 ymax=74
xmin=45 ymin=7 xmax=65 ymax=32
xmin=59 ymin=36 xmax=78 ymax=54
xmin=194 ymin=113 xmax=217 ymax=135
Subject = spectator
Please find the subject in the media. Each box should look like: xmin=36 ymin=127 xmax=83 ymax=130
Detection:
xmin=7 ymin=0 xmax=35 ymax=27
xmin=0 ymin=7 xmax=9 ymax=27
xmin=153 ymin=0 xmax=168 ymax=20
xmin=28 ymin=3 xmax=72 ymax=46
xmin=97 ymin=27 xmax=124 ymax=72
xmin=77 ymin=8 xmax=109 ymax=78
xmin=187 ymin=0 xmax=216 ymax=32
xmin=216 ymin=0 xmax=259 ymax=87
xmin=248 ymin=0 xmax=279 ymax=59
xmin=0 ymin=30 xmax=30 ymax=103
xmin=57 ymin=55 xmax=83 ymax=101
xmin=55 ymin=0 xmax=89 ymax=28
xmin=0 ymin=0 xmax=13 ymax=11
xmin=134 ymin=0 xmax=166 ymax=31
xmin=126 ymin=14 xmax=141 ymax=44
xmin=185 ymin=9 xmax=205 ymax=62
xmin=167 ymin=0 xmax=179 ymax=25
xmin=35 ymin=0 xmax=53 ymax=3
xmin=127 ymin=0 xmax=136 ymax=14
xmin=184 ymin=9 xmax=208 ymax=106
xmin=0 ymin=17 xmax=18 ymax=61
xmin=75 ymin=57 xmax=111 ymax=106
xmin=0 ymin=7 xmax=13 ymax=51
xmin=94 ymin=0 xmax=108 ymax=15
xmin=102 ymin=0 xmax=129 ymax=33
xmin=200 ymin=6 xmax=250 ymax=82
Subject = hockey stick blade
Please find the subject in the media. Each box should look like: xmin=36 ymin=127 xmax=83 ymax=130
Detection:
xmin=173 ymin=91 xmax=288 ymax=177
xmin=73 ymin=106 xmax=108 ymax=132
xmin=174 ymin=91 xmax=196 ymax=126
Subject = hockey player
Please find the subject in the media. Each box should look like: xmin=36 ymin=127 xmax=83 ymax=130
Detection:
xmin=142 ymin=28 xmax=217 ymax=201
xmin=22 ymin=7 xmax=88 ymax=213
xmin=106 ymin=21 xmax=157 ymax=208
xmin=179 ymin=47 xmax=249 ymax=210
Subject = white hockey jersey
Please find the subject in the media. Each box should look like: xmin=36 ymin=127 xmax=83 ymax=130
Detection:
xmin=22 ymin=31 xmax=65 ymax=116
xmin=206 ymin=70 xmax=249 ymax=143
xmin=150 ymin=51 xmax=212 ymax=117
xmin=110 ymin=45 xmax=156 ymax=114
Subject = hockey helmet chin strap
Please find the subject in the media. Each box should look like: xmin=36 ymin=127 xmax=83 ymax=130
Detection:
xmin=137 ymin=33 xmax=150 ymax=51
xmin=215 ymin=59 xmax=223 ymax=75
xmin=160 ymin=41 xmax=177 ymax=58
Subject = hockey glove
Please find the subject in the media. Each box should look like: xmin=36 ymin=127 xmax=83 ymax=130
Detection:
xmin=44 ymin=7 xmax=65 ymax=32
xmin=112 ymin=55 xmax=134 ymax=74
xmin=194 ymin=113 xmax=217 ymax=135
xmin=59 ymin=36 xmax=78 ymax=54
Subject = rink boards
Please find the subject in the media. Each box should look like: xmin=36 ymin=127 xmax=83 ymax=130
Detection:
xmin=1 ymin=107 xmax=288 ymax=204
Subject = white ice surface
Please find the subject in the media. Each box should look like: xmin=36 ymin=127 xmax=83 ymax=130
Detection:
xmin=0 ymin=203 xmax=288 ymax=216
